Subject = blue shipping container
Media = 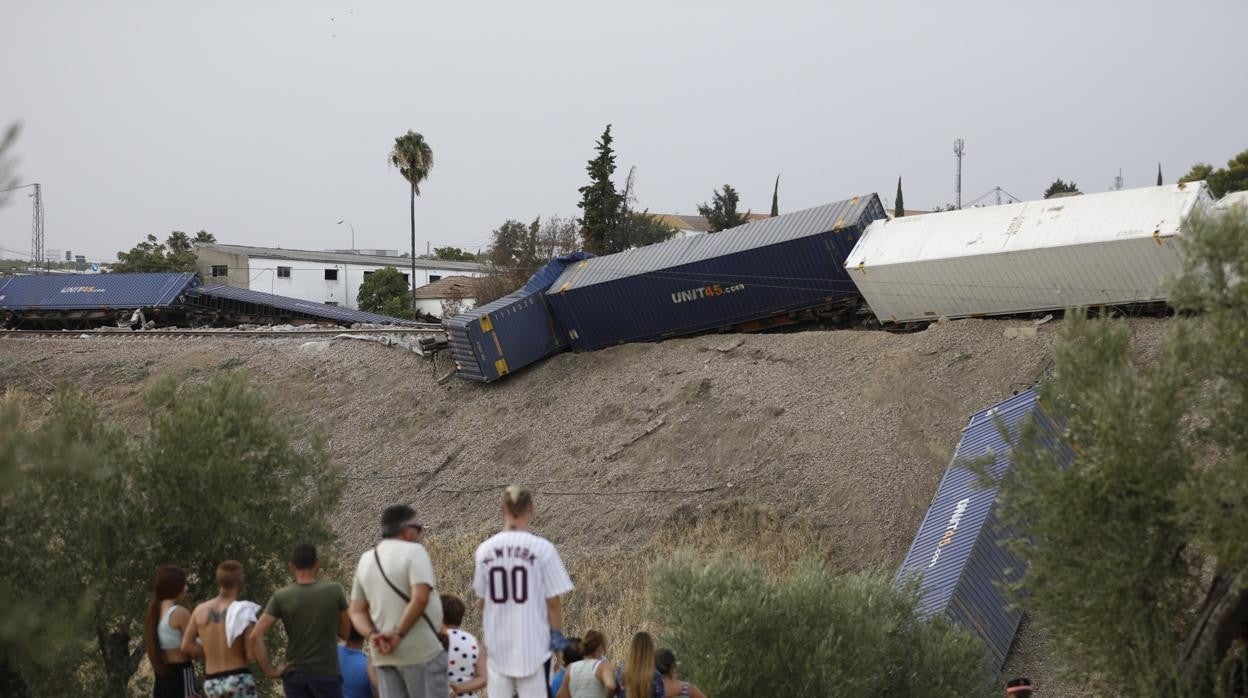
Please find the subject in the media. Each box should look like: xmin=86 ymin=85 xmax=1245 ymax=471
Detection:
xmin=187 ymin=284 xmax=411 ymax=325
xmin=544 ymin=195 xmax=885 ymax=352
xmin=894 ymin=389 xmax=1072 ymax=672
xmin=445 ymin=252 xmax=594 ymax=382
xmin=0 ymin=272 xmax=200 ymax=310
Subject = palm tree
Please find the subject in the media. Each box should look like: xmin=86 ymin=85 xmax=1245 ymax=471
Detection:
xmin=388 ymin=131 xmax=434 ymax=309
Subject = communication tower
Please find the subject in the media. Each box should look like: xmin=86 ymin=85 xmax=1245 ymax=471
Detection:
xmin=953 ymin=139 xmax=965 ymax=209
xmin=31 ymin=183 xmax=44 ymax=272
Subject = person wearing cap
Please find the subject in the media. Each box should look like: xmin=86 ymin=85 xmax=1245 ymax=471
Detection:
xmin=349 ymin=504 xmax=448 ymax=698
xmin=1006 ymin=677 xmax=1034 ymax=696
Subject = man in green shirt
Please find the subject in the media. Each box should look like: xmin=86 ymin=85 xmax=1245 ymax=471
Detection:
xmin=250 ymin=543 xmax=351 ymax=698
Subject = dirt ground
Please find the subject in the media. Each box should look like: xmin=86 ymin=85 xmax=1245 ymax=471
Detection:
xmin=0 ymin=316 xmax=1171 ymax=694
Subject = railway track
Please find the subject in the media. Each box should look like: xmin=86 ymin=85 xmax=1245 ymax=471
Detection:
xmin=0 ymin=325 xmax=445 ymax=339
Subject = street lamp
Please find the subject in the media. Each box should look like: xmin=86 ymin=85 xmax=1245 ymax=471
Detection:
xmin=337 ymin=219 xmax=356 ymax=253
xmin=337 ymin=219 xmax=357 ymax=309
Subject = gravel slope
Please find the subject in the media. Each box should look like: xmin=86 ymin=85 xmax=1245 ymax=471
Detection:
xmin=0 ymin=317 xmax=1170 ymax=694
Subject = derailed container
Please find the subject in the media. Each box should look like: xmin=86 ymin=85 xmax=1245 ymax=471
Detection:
xmin=846 ymin=182 xmax=1213 ymax=324
xmin=545 ymin=195 xmax=885 ymax=351
xmin=0 ymin=272 xmax=200 ymax=310
xmin=444 ymin=252 xmax=593 ymax=382
xmin=895 ymin=389 xmax=1072 ymax=672
xmin=187 ymin=284 xmax=411 ymax=326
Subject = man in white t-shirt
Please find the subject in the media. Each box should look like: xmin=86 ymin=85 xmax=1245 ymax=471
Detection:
xmin=349 ymin=504 xmax=448 ymax=698
xmin=473 ymin=485 xmax=574 ymax=698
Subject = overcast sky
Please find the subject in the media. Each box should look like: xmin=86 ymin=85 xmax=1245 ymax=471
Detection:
xmin=2 ymin=0 xmax=1245 ymax=262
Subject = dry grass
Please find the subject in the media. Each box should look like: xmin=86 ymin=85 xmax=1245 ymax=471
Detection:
xmin=423 ymin=500 xmax=833 ymax=665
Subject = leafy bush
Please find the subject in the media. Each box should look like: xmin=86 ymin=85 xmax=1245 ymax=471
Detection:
xmin=651 ymin=554 xmax=990 ymax=698
xmin=991 ymin=206 xmax=1248 ymax=696
xmin=0 ymin=372 xmax=342 ymax=696
xmin=358 ymin=266 xmax=411 ymax=313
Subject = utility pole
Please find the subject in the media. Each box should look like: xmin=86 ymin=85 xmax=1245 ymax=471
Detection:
xmin=426 ymin=240 xmax=430 ymax=257
xmin=30 ymin=183 xmax=43 ymax=272
xmin=953 ymin=139 xmax=965 ymax=209
xmin=1113 ymin=168 xmax=1124 ymax=191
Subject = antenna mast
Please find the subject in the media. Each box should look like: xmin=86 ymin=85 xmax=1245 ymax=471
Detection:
xmin=30 ymin=183 xmax=44 ymax=273
xmin=1113 ymin=168 xmax=1124 ymax=191
xmin=953 ymin=139 xmax=965 ymax=209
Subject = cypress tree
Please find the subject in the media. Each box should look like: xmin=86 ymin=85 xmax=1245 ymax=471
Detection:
xmin=894 ymin=177 xmax=905 ymax=218
xmin=576 ymin=125 xmax=623 ymax=253
xmin=770 ymin=174 xmax=780 ymax=217
xmin=1157 ymin=163 xmax=1163 ymax=186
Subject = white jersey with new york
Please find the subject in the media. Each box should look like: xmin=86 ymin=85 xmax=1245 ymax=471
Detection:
xmin=472 ymin=529 xmax=574 ymax=677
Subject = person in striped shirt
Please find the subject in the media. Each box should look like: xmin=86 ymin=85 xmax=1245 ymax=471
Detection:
xmin=473 ymin=486 xmax=574 ymax=698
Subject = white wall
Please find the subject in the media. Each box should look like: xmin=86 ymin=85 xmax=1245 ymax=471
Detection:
xmin=244 ymin=256 xmax=481 ymax=309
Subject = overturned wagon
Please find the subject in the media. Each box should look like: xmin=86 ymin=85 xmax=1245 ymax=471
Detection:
xmin=545 ymin=194 xmax=886 ymax=351
xmin=895 ymin=389 xmax=1072 ymax=672
xmin=444 ymin=252 xmax=593 ymax=382
xmin=846 ymin=182 xmax=1213 ymax=324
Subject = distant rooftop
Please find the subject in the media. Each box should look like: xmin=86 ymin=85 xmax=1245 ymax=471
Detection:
xmin=197 ymin=243 xmax=484 ymax=272
xmin=412 ymin=275 xmax=489 ymax=299
xmin=884 ymin=209 xmax=933 ymax=219
xmin=648 ymin=212 xmax=772 ymax=233
xmin=323 ymin=248 xmax=402 ymax=257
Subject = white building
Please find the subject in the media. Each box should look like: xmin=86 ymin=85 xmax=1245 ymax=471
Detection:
xmin=411 ymin=275 xmax=487 ymax=319
xmin=194 ymin=243 xmax=485 ymax=310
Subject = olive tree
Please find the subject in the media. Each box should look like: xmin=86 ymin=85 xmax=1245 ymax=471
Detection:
xmin=0 ymin=372 xmax=342 ymax=696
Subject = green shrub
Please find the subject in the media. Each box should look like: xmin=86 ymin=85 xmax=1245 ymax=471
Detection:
xmin=651 ymin=554 xmax=991 ymax=698
xmin=0 ymin=372 xmax=342 ymax=696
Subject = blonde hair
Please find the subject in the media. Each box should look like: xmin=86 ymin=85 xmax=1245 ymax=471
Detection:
xmin=623 ymin=632 xmax=657 ymax=698
xmin=503 ymin=485 xmax=534 ymax=518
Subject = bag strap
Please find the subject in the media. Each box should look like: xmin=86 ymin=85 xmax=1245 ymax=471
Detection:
xmin=373 ymin=547 xmax=410 ymax=602
xmin=372 ymin=546 xmax=443 ymax=643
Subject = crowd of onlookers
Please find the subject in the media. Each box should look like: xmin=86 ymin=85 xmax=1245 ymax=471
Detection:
xmin=144 ymin=485 xmax=1034 ymax=698
xmin=143 ymin=486 xmax=708 ymax=698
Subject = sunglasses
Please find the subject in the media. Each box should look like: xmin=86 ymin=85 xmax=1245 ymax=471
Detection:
xmin=403 ymin=523 xmax=424 ymax=534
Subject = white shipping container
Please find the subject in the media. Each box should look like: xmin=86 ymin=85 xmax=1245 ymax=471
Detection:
xmin=845 ymin=182 xmax=1213 ymax=324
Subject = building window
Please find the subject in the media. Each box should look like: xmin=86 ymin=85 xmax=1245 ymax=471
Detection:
xmin=325 ymin=301 xmax=338 ymax=306
xmin=324 ymin=269 xmax=338 ymax=281
xmin=277 ymin=266 xmax=291 ymax=278
xmin=429 ymin=275 xmax=442 ymax=282
xmin=402 ymin=273 xmax=409 ymax=285
xmin=211 ymin=265 xmax=228 ymax=277
xmin=363 ymin=270 xmax=373 ymax=277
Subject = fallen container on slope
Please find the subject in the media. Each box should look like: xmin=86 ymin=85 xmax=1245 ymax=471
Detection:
xmin=895 ymin=389 xmax=1072 ymax=672
xmin=846 ymin=182 xmax=1213 ymax=324
xmin=444 ymin=251 xmax=594 ymax=382
xmin=545 ymin=194 xmax=886 ymax=351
